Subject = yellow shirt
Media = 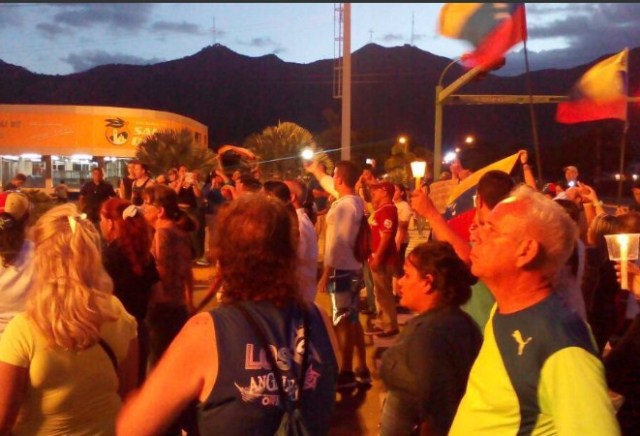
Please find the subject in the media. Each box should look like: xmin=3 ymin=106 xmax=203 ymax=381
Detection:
xmin=0 ymin=296 xmax=137 ymax=436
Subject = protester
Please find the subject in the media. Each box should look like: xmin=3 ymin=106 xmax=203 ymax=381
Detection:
xmin=2 ymin=173 xmax=27 ymax=192
xmin=412 ymin=169 xmax=515 ymax=332
xmin=119 ymin=161 xmax=136 ymax=200
xmin=285 ymin=178 xmax=320 ymax=303
xmin=0 ymin=192 xmax=34 ymax=339
xmin=364 ymin=181 xmax=400 ymax=338
xmin=174 ymin=164 xmax=204 ymax=264
xmin=100 ymin=198 xmax=163 ymax=385
xmin=379 ymin=241 xmax=482 ymax=435
xmin=130 ymin=161 xmax=155 ymax=206
xmin=117 ymin=194 xmax=339 ymax=435
xmin=78 ymin=167 xmax=117 ymax=228
xmin=0 ymin=203 xmax=138 ymax=435
xmin=54 ymin=179 xmax=70 ymax=203
xmin=449 ymin=185 xmax=620 ymax=434
xmin=141 ymin=183 xmax=198 ymax=435
xmin=305 ymin=159 xmax=372 ymax=389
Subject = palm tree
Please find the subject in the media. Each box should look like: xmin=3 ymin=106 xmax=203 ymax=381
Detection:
xmin=135 ymin=128 xmax=218 ymax=178
xmin=243 ymin=121 xmax=333 ymax=179
xmin=384 ymin=140 xmax=418 ymax=187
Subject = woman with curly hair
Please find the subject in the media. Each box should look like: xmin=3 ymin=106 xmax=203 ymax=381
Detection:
xmin=0 ymin=203 xmax=138 ymax=435
xmin=117 ymin=193 xmax=339 ymax=436
xmin=100 ymin=197 xmax=162 ymax=385
xmin=379 ymin=241 xmax=482 ymax=436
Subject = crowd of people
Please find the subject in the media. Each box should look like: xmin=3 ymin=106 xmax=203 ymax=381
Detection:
xmin=0 ymin=145 xmax=639 ymax=435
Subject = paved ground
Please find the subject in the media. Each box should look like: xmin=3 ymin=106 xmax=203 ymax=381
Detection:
xmin=191 ymin=225 xmax=431 ymax=435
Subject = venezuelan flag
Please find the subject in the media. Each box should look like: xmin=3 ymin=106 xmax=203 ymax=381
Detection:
xmin=438 ymin=3 xmax=527 ymax=69
xmin=443 ymin=153 xmax=520 ymax=241
xmin=556 ymin=48 xmax=629 ymax=124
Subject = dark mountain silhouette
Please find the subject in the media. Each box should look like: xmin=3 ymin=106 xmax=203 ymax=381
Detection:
xmin=1 ymin=43 xmax=639 ymax=183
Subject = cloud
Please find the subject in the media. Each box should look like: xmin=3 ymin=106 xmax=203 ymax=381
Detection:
xmin=499 ymin=4 xmax=640 ymax=75
xmin=151 ymin=21 xmax=204 ymax=35
xmin=62 ymin=50 xmax=164 ymax=73
xmin=237 ymin=37 xmax=279 ymax=48
xmin=50 ymin=4 xmax=155 ymax=30
xmin=36 ymin=22 xmax=73 ymax=38
xmin=0 ymin=4 xmax=22 ymax=27
xmin=380 ymin=33 xmax=404 ymax=43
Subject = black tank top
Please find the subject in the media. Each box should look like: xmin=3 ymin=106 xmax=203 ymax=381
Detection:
xmin=197 ymin=301 xmax=338 ymax=436
xmin=131 ymin=177 xmax=151 ymax=206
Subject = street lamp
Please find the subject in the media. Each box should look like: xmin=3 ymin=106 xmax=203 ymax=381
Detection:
xmin=398 ymin=135 xmax=407 ymax=145
xmin=433 ymin=59 xmax=485 ymax=178
xmin=464 ymin=135 xmax=475 ymax=145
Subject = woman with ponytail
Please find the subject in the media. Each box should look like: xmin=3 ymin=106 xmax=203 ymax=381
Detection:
xmin=0 ymin=203 xmax=138 ymax=435
xmin=100 ymin=197 xmax=162 ymax=386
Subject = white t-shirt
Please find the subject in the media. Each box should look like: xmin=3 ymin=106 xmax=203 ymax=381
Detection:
xmin=296 ymin=208 xmax=319 ymax=302
xmin=394 ymin=200 xmax=413 ymax=244
xmin=324 ymin=194 xmax=363 ymax=271
xmin=0 ymin=240 xmax=35 ymax=339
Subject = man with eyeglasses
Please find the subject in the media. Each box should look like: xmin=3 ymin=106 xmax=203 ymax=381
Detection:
xmin=448 ymin=186 xmax=619 ymax=435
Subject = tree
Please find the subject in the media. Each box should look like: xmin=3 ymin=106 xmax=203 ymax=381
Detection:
xmin=243 ymin=121 xmax=333 ymax=179
xmin=384 ymin=138 xmax=419 ymax=186
xmin=135 ymin=128 xmax=218 ymax=178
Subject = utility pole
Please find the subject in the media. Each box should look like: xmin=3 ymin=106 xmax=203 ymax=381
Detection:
xmin=411 ymin=12 xmax=415 ymax=46
xmin=334 ymin=3 xmax=351 ymax=161
xmin=212 ymin=17 xmax=216 ymax=45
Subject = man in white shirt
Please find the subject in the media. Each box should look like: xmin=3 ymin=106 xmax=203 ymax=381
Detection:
xmin=285 ymin=179 xmax=319 ymax=303
xmin=305 ymin=160 xmax=372 ymax=389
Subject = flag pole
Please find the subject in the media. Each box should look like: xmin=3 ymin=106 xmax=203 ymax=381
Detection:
xmin=616 ymin=47 xmax=630 ymax=205
xmin=522 ymin=38 xmax=542 ymax=184
xmin=617 ymin=121 xmax=629 ymax=203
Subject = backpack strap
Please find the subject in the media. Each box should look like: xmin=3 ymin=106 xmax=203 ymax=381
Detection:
xmin=98 ymin=338 xmax=118 ymax=373
xmin=236 ymin=302 xmax=310 ymax=411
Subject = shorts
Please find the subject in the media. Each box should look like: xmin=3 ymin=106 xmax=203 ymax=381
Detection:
xmin=328 ymin=269 xmax=362 ymax=325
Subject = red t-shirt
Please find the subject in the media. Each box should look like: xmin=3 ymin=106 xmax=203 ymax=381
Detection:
xmin=370 ymin=202 xmax=399 ymax=267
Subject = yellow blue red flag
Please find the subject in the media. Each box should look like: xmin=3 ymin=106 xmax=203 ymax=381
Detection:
xmin=443 ymin=153 xmax=520 ymax=242
xmin=438 ymin=3 xmax=527 ymax=69
xmin=556 ymin=48 xmax=629 ymax=124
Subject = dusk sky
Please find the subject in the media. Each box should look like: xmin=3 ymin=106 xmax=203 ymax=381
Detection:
xmin=1 ymin=3 xmax=639 ymax=76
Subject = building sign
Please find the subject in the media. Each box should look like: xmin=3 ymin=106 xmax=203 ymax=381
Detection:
xmin=0 ymin=104 xmax=208 ymax=157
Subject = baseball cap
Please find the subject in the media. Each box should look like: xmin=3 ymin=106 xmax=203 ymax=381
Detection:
xmin=369 ymin=181 xmax=395 ymax=197
xmin=0 ymin=191 xmax=30 ymax=221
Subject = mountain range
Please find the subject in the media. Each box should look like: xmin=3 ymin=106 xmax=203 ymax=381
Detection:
xmin=1 ymin=43 xmax=639 ymax=183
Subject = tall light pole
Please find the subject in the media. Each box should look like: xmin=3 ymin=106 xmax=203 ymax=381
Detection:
xmin=433 ymin=58 xmax=483 ymax=178
xmin=341 ymin=3 xmax=351 ymax=161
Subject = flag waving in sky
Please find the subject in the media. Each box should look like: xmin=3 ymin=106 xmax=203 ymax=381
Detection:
xmin=556 ymin=48 xmax=629 ymax=124
xmin=438 ymin=3 xmax=527 ymax=69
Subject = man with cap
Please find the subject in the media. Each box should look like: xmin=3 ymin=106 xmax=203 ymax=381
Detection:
xmin=0 ymin=191 xmax=35 ymax=339
xmin=364 ymin=180 xmax=400 ymax=338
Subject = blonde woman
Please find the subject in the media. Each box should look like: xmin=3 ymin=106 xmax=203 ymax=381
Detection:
xmin=0 ymin=203 xmax=138 ymax=435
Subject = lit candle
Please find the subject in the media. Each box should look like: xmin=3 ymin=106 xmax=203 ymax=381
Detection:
xmin=410 ymin=161 xmax=426 ymax=192
xmin=619 ymin=234 xmax=629 ymax=290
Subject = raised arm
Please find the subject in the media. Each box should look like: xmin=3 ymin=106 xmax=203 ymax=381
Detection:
xmin=411 ymin=188 xmax=471 ymax=264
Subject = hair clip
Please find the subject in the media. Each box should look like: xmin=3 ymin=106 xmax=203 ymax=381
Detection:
xmin=67 ymin=213 xmax=87 ymax=234
xmin=122 ymin=205 xmax=139 ymax=220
